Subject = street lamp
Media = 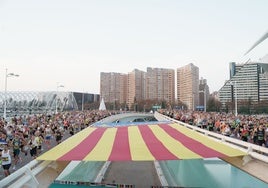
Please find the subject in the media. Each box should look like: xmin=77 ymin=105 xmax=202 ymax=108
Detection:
xmin=199 ymin=88 xmax=207 ymax=112
xmin=113 ymin=99 xmax=118 ymax=111
xmin=192 ymin=93 xmax=195 ymax=111
xmin=230 ymin=81 xmax=238 ymax=116
xmin=81 ymin=93 xmax=84 ymax=111
xmin=204 ymin=89 xmax=207 ymax=112
xmin=55 ymin=83 xmax=64 ymax=114
xmin=4 ymin=69 xmax=19 ymax=119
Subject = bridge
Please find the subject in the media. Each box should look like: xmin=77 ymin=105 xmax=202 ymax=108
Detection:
xmin=1 ymin=112 xmax=268 ymax=187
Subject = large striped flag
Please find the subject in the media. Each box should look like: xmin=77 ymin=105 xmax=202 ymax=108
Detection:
xmin=37 ymin=123 xmax=246 ymax=161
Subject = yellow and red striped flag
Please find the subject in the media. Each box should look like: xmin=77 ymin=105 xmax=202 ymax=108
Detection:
xmin=37 ymin=123 xmax=246 ymax=161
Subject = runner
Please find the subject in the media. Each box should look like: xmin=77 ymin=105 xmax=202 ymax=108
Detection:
xmin=1 ymin=144 xmax=12 ymax=177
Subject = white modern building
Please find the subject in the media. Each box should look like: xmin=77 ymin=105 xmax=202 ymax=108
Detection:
xmin=219 ymin=61 xmax=268 ymax=113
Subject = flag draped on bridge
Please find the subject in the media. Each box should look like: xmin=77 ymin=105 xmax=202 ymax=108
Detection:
xmin=37 ymin=123 xmax=246 ymax=161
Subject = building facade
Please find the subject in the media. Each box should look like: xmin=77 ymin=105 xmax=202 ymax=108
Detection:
xmin=100 ymin=67 xmax=175 ymax=110
xmin=177 ymin=63 xmax=199 ymax=110
xmin=146 ymin=67 xmax=175 ymax=104
xmin=127 ymin=69 xmax=147 ymax=110
xmin=198 ymin=78 xmax=210 ymax=111
xmin=0 ymin=91 xmax=99 ymax=117
xmin=219 ymin=62 xmax=268 ymax=112
xmin=100 ymin=72 xmax=127 ymax=105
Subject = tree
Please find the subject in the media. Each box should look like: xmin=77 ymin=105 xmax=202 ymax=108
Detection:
xmin=207 ymin=97 xmax=221 ymax=112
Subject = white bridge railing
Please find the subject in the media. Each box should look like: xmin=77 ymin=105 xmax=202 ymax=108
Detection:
xmin=0 ymin=160 xmax=111 ymax=188
xmin=0 ymin=160 xmax=52 ymax=188
xmin=154 ymin=111 xmax=268 ymax=164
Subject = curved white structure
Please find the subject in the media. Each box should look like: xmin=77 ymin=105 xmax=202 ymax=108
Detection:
xmin=244 ymin=30 xmax=268 ymax=55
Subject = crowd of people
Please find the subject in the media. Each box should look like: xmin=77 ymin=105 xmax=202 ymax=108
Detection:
xmin=159 ymin=109 xmax=268 ymax=148
xmin=1 ymin=108 xmax=268 ymax=178
xmin=0 ymin=110 xmax=112 ymax=177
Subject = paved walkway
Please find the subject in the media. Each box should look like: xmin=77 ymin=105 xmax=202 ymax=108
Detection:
xmin=102 ymin=161 xmax=161 ymax=188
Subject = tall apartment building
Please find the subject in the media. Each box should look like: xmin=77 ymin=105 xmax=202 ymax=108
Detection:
xmin=100 ymin=72 xmax=127 ymax=104
xmin=146 ymin=67 xmax=175 ymax=104
xmin=198 ymin=77 xmax=210 ymax=111
xmin=100 ymin=67 xmax=175 ymax=110
xmin=219 ymin=62 xmax=268 ymax=110
xmin=177 ymin=63 xmax=199 ymax=110
xmin=127 ymin=69 xmax=147 ymax=109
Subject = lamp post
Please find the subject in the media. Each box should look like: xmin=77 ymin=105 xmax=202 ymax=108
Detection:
xmin=199 ymin=87 xmax=207 ymax=112
xmin=113 ymin=99 xmax=118 ymax=111
xmin=235 ymin=81 xmax=238 ymax=116
xmin=230 ymin=81 xmax=238 ymax=116
xmin=4 ymin=69 xmax=19 ymax=119
xmin=81 ymin=93 xmax=84 ymax=111
xmin=55 ymin=83 xmax=64 ymax=114
xmin=192 ymin=93 xmax=195 ymax=111
xmin=204 ymin=89 xmax=207 ymax=112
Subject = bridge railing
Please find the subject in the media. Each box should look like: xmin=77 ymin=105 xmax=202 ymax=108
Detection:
xmin=154 ymin=111 xmax=268 ymax=164
xmin=0 ymin=160 xmax=52 ymax=188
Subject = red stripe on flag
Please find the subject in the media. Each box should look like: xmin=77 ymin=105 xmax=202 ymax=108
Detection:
xmin=160 ymin=124 xmax=227 ymax=158
xmin=108 ymin=126 xmax=131 ymax=161
xmin=138 ymin=125 xmax=178 ymax=160
xmin=58 ymin=128 xmax=107 ymax=161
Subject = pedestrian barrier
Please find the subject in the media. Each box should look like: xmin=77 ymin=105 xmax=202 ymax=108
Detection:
xmin=0 ymin=160 xmax=52 ymax=188
xmin=154 ymin=111 xmax=268 ymax=164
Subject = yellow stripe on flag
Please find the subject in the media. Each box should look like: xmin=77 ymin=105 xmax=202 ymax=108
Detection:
xmin=128 ymin=126 xmax=155 ymax=161
xmin=169 ymin=123 xmax=246 ymax=157
xmin=149 ymin=124 xmax=202 ymax=159
xmin=37 ymin=127 xmax=96 ymax=160
xmin=83 ymin=128 xmax=117 ymax=161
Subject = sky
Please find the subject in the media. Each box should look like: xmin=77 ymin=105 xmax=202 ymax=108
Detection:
xmin=0 ymin=0 xmax=268 ymax=94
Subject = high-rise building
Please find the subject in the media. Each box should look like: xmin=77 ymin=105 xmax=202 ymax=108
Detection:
xmin=219 ymin=61 xmax=268 ymax=111
xmin=100 ymin=72 xmax=127 ymax=105
xmin=177 ymin=63 xmax=199 ymax=110
xmin=100 ymin=67 xmax=175 ymax=111
xmin=198 ymin=77 xmax=210 ymax=111
xmin=146 ymin=67 xmax=175 ymax=104
xmin=127 ymin=69 xmax=147 ymax=109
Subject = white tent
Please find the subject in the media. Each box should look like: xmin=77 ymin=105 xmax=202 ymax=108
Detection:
xmin=99 ymin=98 xmax=106 ymax=110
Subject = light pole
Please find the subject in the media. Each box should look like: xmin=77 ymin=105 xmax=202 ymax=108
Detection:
xmin=204 ymin=88 xmax=207 ymax=112
xmin=199 ymin=88 xmax=207 ymax=112
xmin=113 ymin=99 xmax=118 ymax=111
xmin=81 ymin=93 xmax=84 ymax=111
xmin=235 ymin=81 xmax=238 ymax=116
xmin=4 ymin=69 xmax=19 ymax=119
xmin=230 ymin=81 xmax=238 ymax=116
xmin=55 ymin=83 xmax=64 ymax=114
xmin=192 ymin=93 xmax=195 ymax=111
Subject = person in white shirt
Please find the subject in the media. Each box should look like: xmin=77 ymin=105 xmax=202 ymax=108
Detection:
xmin=44 ymin=124 xmax=52 ymax=149
xmin=28 ymin=135 xmax=39 ymax=159
xmin=1 ymin=144 xmax=12 ymax=177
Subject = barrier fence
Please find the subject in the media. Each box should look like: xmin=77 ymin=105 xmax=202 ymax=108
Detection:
xmin=154 ymin=111 xmax=268 ymax=164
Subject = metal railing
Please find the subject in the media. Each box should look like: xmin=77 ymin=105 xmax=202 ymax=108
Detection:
xmin=0 ymin=160 xmax=52 ymax=188
xmin=154 ymin=111 xmax=268 ymax=164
